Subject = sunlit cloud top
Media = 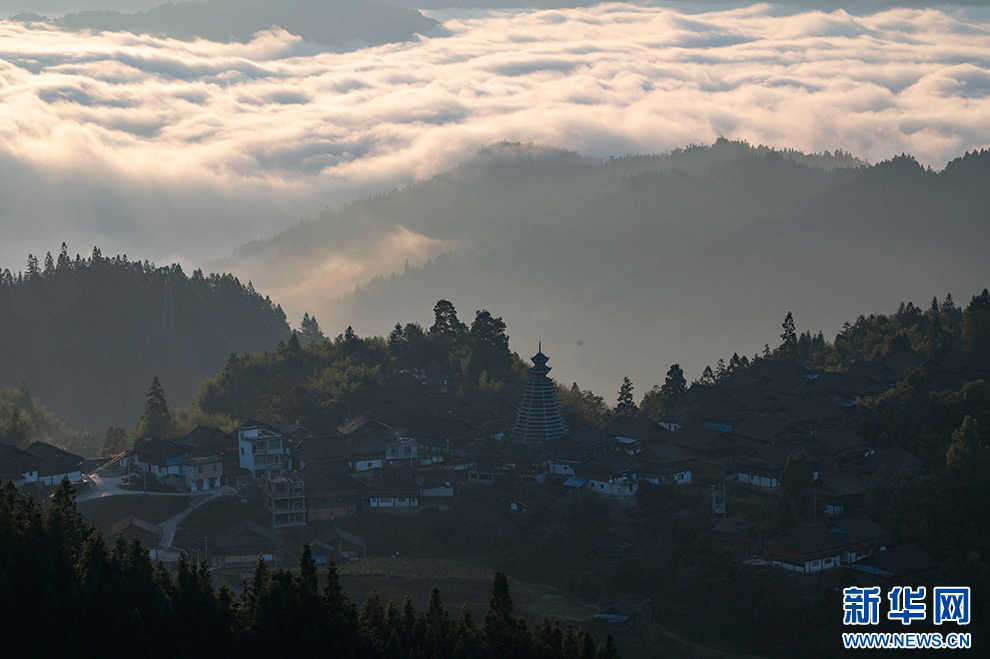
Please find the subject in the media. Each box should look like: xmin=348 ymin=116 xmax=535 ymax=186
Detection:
xmin=1 ymin=3 xmax=989 ymax=265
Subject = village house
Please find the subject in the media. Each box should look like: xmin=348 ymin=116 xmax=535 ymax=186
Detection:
xmin=215 ymin=520 xmax=283 ymax=568
xmin=310 ymin=527 xmax=367 ymax=563
xmin=566 ymin=451 xmax=640 ymax=497
xmin=0 ymin=442 xmax=85 ymax=487
xmin=366 ymin=467 xmax=421 ymax=510
xmin=126 ymin=427 xmax=231 ymax=492
xmin=765 ymin=514 xmax=888 ymax=573
xmin=263 ymin=470 xmax=306 ymax=528
xmin=237 ymin=420 xmax=291 ymax=479
xmin=635 ymin=442 xmax=694 ymax=485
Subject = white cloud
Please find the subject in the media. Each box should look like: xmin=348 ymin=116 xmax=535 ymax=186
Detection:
xmin=1 ymin=3 xmax=989 ymax=267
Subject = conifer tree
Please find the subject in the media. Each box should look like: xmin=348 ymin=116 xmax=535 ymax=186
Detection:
xmin=484 ymin=572 xmax=517 ymax=654
xmin=139 ymin=376 xmax=171 ymax=438
xmin=25 ymin=254 xmax=40 ymax=281
xmin=780 ymin=311 xmax=798 ymax=361
xmin=299 ymin=313 xmax=325 ymax=345
xmin=615 ymin=377 xmax=637 ymax=416
xmin=962 ymin=289 xmax=990 ymax=351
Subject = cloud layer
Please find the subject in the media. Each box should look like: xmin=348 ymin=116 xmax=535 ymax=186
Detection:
xmin=1 ymin=3 xmax=989 ymax=268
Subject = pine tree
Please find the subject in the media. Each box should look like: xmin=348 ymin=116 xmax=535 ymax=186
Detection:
xmin=484 ymin=572 xmax=517 ymax=654
xmin=661 ymin=363 xmax=687 ymax=401
xmin=139 ymin=376 xmax=171 ymax=438
xmin=962 ymin=289 xmax=990 ymax=351
xmin=615 ymin=377 xmax=637 ymax=416
xmin=57 ymin=242 xmax=71 ymax=271
xmin=469 ymin=310 xmax=510 ymax=375
xmin=299 ymin=313 xmax=325 ymax=345
xmin=25 ymin=254 xmax=40 ymax=281
xmin=780 ymin=311 xmax=798 ymax=361
xmin=430 ymin=299 xmax=467 ymax=344
xmin=43 ymin=252 xmax=55 ymax=278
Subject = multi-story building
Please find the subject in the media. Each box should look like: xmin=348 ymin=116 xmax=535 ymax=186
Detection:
xmin=263 ymin=471 xmax=306 ymax=528
xmin=237 ymin=420 xmax=291 ymax=478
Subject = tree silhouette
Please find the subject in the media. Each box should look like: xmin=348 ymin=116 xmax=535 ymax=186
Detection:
xmin=615 ymin=377 xmax=638 ymax=416
xmin=139 ymin=376 xmax=171 ymax=438
xmin=780 ymin=311 xmax=797 ymax=361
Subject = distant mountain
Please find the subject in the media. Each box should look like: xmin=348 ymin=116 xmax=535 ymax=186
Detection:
xmin=0 ymin=250 xmax=290 ymax=435
xmin=22 ymin=0 xmax=438 ymax=47
xmin=213 ymin=138 xmax=990 ymax=399
xmin=387 ymin=1 xmax=980 ymax=14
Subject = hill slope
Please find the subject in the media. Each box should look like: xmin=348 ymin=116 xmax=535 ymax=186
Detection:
xmin=211 ymin=140 xmax=989 ymax=396
xmin=0 ymin=249 xmax=290 ymax=434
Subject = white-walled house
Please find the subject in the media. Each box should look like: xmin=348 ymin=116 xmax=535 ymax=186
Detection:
xmin=237 ymin=421 xmax=291 ymax=478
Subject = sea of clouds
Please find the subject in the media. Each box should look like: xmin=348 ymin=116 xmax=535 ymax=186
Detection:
xmin=1 ymin=2 xmax=989 ymax=272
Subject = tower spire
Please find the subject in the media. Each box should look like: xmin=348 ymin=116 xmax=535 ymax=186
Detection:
xmin=511 ymin=344 xmax=567 ymax=442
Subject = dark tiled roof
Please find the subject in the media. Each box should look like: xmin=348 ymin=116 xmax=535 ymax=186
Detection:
xmin=239 ymin=419 xmax=284 ymax=436
xmin=730 ymin=416 xmax=797 ymax=443
xmin=852 ymin=446 xmax=922 ymax=475
xmin=849 ymin=543 xmax=939 ymax=577
xmin=602 ymin=416 xmax=663 ymax=440
xmin=845 ymin=361 xmax=889 ymax=379
xmin=808 ymin=427 xmax=867 ymax=455
xmin=667 ymin=424 xmax=722 ymax=446
xmin=637 ymin=442 xmax=694 ymax=466
xmin=109 ymin=516 xmax=163 ymax=539
xmin=175 ymin=426 xmax=235 ymax=454
xmin=931 ymin=350 xmax=990 ymax=374
xmin=133 ymin=438 xmax=183 ymax=459
xmin=300 ymin=435 xmax=351 ymax=462
xmin=215 ymin=520 xmax=279 ymax=550
xmin=737 ymin=443 xmax=816 ymax=472
xmin=313 ymin=527 xmax=367 ymax=551
xmin=0 ymin=443 xmax=36 ymax=475
xmin=830 ymin=515 xmax=888 ymax=544
xmin=771 ymin=400 xmax=847 ymax=424
xmin=579 ymin=451 xmax=640 ymax=477
xmin=812 ymin=471 xmax=868 ymax=497
xmin=560 ymin=426 xmax=613 ymax=448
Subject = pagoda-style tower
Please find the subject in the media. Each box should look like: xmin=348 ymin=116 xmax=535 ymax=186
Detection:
xmin=511 ymin=344 xmax=568 ymax=442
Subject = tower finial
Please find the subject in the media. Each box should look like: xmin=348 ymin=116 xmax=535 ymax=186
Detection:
xmin=539 ymin=338 xmax=542 ymax=353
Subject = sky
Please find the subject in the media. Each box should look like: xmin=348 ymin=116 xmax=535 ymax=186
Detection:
xmin=2 ymin=2 xmax=989 ymax=287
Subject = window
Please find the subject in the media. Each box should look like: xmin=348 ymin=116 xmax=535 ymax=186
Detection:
xmin=240 ymin=447 xmax=244 ymax=456
xmin=268 ymin=439 xmax=281 ymax=450
xmin=197 ymin=466 xmax=203 ymax=474
xmin=254 ymin=455 xmax=266 ymax=465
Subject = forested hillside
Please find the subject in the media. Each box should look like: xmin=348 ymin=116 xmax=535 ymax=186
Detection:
xmin=213 ymin=140 xmax=988 ymax=396
xmin=0 ymin=247 xmax=289 ymax=439
xmin=195 ymin=301 xmax=528 ymax=434
xmin=0 ymin=480 xmax=617 ymax=659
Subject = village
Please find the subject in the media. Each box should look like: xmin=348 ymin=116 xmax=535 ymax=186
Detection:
xmin=4 ymin=341 xmax=981 ymax=610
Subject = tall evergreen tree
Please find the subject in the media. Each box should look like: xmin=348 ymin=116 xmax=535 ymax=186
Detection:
xmin=661 ymin=363 xmax=687 ymax=401
xmin=615 ymin=377 xmax=637 ymax=416
xmin=430 ymin=299 xmax=467 ymax=344
xmin=139 ymin=376 xmax=171 ymax=438
xmin=469 ymin=310 xmax=510 ymax=376
xmin=780 ymin=311 xmax=798 ymax=361
xmin=298 ymin=313 xmax=325 ymax=346
xmin=962 ymin=289 xmax=990 ymax=351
